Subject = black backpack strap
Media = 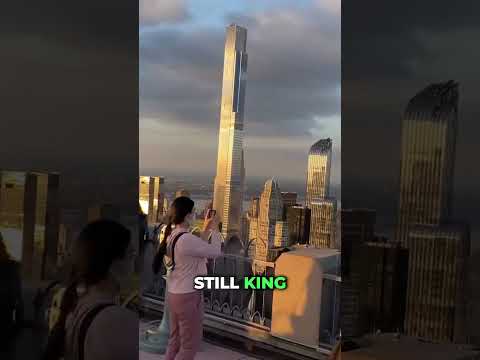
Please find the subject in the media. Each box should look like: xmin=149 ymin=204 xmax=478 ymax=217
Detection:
xmin=167 ymin=231 xmax=188 ymax=271
xmin=78 ymin=303 xmax=115 ymax=360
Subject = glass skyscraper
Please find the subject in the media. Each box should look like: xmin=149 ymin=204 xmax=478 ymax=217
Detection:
xmin=397 ymin=81 xmax=458 ymax=245
xmin=396 ymin=81 xmax=469 ymax=342
xmin=213 ymin=24 xmax=248 ymax=241
xmin=305 ymin=138 xmax=332 ymax=208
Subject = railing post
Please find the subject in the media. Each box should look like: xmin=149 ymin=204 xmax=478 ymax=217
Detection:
xmin=139 ymin=272 xmax=170 ymax=354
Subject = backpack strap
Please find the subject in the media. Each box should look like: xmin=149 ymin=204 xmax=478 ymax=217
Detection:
xmin=78 ymin=303 xmax=115 ymax=360
xmin=166 ymin=231 xmax=188 ymax=272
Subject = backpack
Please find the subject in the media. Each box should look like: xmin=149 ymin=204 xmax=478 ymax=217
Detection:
xmin=77 ymin=303 xmax=115 ymax=360
xmin=152 ymin=230 xmax=187 ymax=274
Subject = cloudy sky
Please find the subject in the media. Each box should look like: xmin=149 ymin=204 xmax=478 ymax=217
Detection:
xmin=139 ymin=0 xmax=340 ymax=185
xmin=342 ymin=0 xmax=480 ymax=237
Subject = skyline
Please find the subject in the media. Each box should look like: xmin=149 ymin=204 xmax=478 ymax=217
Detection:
xmin=139 ymin=0 xmax=340 ymax=185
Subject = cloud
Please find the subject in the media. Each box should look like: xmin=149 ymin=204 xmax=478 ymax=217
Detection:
xmin=140 ymin=0 xmax=190 ymax=26
xmin=140 ymin=2 xmax=340 ymax=183
xmin=140 ymin=3 xmax=340 ymax=139
xmin=314 ymin=0 xmax=340 ymax=16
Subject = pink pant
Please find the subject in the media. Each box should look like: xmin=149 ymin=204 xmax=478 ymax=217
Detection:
xmin=165 ymin=291 xmax=204 ymax=360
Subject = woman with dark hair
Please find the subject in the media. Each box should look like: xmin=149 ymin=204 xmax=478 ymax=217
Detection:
xmin=42 ymin=219 xmax=137 ymax=360
xmin=164 ymin=196 xmax=222 ymax=360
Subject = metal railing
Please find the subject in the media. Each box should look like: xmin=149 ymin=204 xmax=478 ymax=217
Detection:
xmin=142 ymin=253 xmax=276 ymax=330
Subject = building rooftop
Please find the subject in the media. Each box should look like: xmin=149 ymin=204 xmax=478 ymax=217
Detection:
xmin=309 ymin=138 xmax=332 ymax=154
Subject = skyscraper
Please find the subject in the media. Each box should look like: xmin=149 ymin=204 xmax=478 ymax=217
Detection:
xmin=256 ymin=179 xmax=283 ymax=263
xmin=305 ymin=138 xmax=332 ymax=208
xmin=286 ymin=205 xmax=311 ymax=245
xmin=0 ymin=171 xmax=60 ymax=280
xmin=397 ymin=81 xmax=458 ymax=245
xmin=405 ymin=224 xmax=469 ymax=342
xmin=396 ymin=81 xmax=468 ymax=342
xmin=139 ymin=176 xmax=164 ymax=224
xmin=310 ymin=198 xmax=337 ymax=248
xmin=213 ymin=24 xmax=248 ymax=241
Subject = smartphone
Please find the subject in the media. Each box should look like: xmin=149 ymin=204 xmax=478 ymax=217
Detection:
xmin=207 ymin=209 xmax=216 ymax=219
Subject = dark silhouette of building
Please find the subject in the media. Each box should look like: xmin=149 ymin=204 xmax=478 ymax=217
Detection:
xmin=286 ymin=205 xmax=311 ymax=245
xmin=360 ymin=240 xmax=408 ymax=334
xmin=0 ymin=171 xmax=60 ymax=281
xmin=341 ymin=208 xmax=376 ymax=338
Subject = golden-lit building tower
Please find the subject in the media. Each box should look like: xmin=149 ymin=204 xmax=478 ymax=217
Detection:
xmin=397 ymin=81 xmax=458 ymax=245
xmin=310 ymin=198 xmax=337 ymax=248
xmin=0 ymin=171 xmax=60 ymax=280
xmin=396 ymin=81 xmax=469 ymax=342
xmin=305 ymin=138 xmax=332 ymax=208
xmin=256 ymin=179 xmax=283 ymax=263
xmin=139 ymin=176 xmax=164 ymax=224
xmin=213 ymin=24 xmax=248 ymax=241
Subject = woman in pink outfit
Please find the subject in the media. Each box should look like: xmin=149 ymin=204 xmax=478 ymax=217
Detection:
xmin=164 ymin=196 xmax=222 ymax=360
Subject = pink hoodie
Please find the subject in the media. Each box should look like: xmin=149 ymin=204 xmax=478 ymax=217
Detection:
xmin=166 ymin=227 xmax=223 ymax=294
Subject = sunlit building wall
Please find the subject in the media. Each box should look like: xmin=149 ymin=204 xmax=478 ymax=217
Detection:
xmin=213 ymin=24 xmax=248 ymax=242
xmin=139 ymin=176 xmax=164 ymax=224
xmin=274 ymin=221 xmax=289 ymax=248
xmin=256 ymin=179 xmax=283 ymax=263
xmin=397 ymin=81 xmax=458 ymax=245
xmin=305 ymin=138 xmax=332 ymax=208
xmin=310 ymin=198 xmax=337 ymax=248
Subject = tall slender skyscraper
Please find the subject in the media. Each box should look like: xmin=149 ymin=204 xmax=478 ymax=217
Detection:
xmin=305 ymin=138 xmax=332 ymax=208
xmin=213 ymin=24 xmax=248 ymax=241
xmin=397 ymin=81 xmax=458 ymax=245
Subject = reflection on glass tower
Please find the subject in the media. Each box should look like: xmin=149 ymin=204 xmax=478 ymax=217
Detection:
xmin=305 ymin=138 xmax=332 ymax=208
xmin=396 ymin=81 xmax=469 ymax=342
xmin=213 ymin=24 xmax=248 ymax=241
xmin=397 ymin=81 xmax=458 ymax=244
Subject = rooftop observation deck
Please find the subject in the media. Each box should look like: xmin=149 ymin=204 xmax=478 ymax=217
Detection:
xmin=140 ymin=248 xmax=341 ymax=359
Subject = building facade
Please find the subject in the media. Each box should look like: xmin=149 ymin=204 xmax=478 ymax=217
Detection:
xmin=255 ymin=179 xmax=283 ymax=263
xmin=405 ymin=224 xmax=469 ymax=342
xmin=286 ymin=205 xmax=311 ymax=245
xmin=396 ymin=81 xmax=468 ymax=342
xmin=0 ymin=171 xmax=60 ymax=280
xmin=310 ymin=198 xmax=337 ymax=248
xmin=397 ymin=81 xmax=458 ymax=245
xmin=360 ymin=241 xmax=409 ymax=334
xmin=139 ymin=176 xmax=164 ymax=224
xmin=341 ymin=208 xmax=376 ymax=338
xmin=213 ymin=24 xmax=248 ymax=242
xmin=305 ymin=138 xmax=332 ymax=208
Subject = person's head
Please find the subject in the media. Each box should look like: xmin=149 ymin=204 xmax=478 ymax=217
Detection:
xmin=170 ymin=196 xmax=195 ymax=226
xmin=43 ymin=220 xmax=132 ymax=359
xmin=72 ymin=219 xmax=132 ymax=286
xmin=164 ymin=196 xmax=195 ymax=239
xmin=0 ymin=232 xmax=11 ymax=262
